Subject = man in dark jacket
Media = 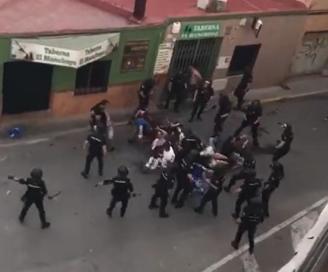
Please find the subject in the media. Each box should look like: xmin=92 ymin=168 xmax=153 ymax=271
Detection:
xmin=189 ymin=80 xmax=214 ymax=122
xmin=213 ymin=92 xmax=232 ymax=137
xmin=165 ymin=71 xmax=187 ymax=112
xmin=234 ymin=66 xmax=253 ymax=110
xmin=262 ymin=162 xmax=284 ymax=217
xmin=194 ymin=175 xmax=224 ymax=217
xmin=100 ymin=166 xmax=134 ymax=218
xmin=149 ymin=168 xmax=175 ymax=218
xmin=138 ymin=77 xmax=156 ymax=110
xmin=10 ymin=168 xmax=50 ymax=229
xmin=273 ymin=123 xmax=293 ymax=162
xmin=232 ymin=173 xmax=262 ymax=219
xmin=231 ymin=197 xmax=264 ymax=254
xmin=234 ymin=100 xmax=263 ymax=147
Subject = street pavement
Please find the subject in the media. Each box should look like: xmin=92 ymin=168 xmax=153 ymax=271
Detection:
xmin=0 ymin=94 xmax=328 ymax=272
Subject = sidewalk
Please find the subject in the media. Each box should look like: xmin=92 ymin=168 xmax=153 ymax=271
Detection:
xmin=0 ymin=74 xmax=327 ymax=143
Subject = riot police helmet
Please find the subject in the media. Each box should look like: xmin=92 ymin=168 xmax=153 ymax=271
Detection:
xmin=117 ymin=165 xmax=129 ymax=177
xmin=30 ymin=168 xmax=43 ymax=179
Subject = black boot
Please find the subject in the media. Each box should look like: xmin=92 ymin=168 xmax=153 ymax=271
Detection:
xmin=41 ymin=222 xmax=50 ymax=229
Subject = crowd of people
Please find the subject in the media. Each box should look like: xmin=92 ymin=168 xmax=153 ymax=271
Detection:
xmin=11 ymin=65 xmax=294 ymax=255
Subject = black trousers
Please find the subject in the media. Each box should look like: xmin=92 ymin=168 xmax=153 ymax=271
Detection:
xmin=234 ymin=120 xmax=259 ymax=145
xmin=176 ymin=181 xmax=193 ymax=208
xmin=83 ymin=152 xmax=103 ymax=176
xmin=150 ymin=191 xmax=168 ymax=216
xmin=190 ymin=101 xmax=207 ymax=121
xmin=213 ymin=115 xmax=228 ymax=136
xmin=226 ymin=170 xmax=247 ymax=191
xmin=107 ymin=195 xmax=129 ymax=217
xmin=273 ymin=148 xmax=289 ymax=162
xmin=196 ymin=190 xmax=220 ymax=216
xmin=172 ymin=172 xmax=187 ymax=204
xmin=262 ymin=187 xmax=276 ymax=217
xmin=19 ymin=197 xmax=47 ymax=224
xmin=233 ymin=221 xmax=257 ymax=253
xmin=234 ymin=192 xmax=250 ymax=218
xmin=234 ymin=91 xmax=246 ymax=110
xmin=165 ymin=91 xmax=183 ymax=111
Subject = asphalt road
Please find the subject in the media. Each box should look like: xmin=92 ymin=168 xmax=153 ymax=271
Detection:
xmin=0 ymin=94 xmax=328 ymax=272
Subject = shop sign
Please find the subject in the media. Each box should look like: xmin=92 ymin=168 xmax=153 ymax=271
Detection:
xmin=153 ymin=42 xmax=174 ymax=74
xmin=11 ymin=34 xmax=119 ymax=68
xmin=180 ymin=22 xmax=220 ymax=40
xmin=121 ymin=40 xmax=149 ymax=72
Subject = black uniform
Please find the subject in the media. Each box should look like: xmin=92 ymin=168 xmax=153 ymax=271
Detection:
xmin=194 ymin=176 xmax=224 ymax=216
xmin=234 ymin=69 xmax=253 ymax=110
xmin=231 ymin=198 xmax=264 ymax=254
xmin=213 ymin=94 xmax=232 ymax=136
xmin=273 ymin=124 xmax=293 ymax=162
xmin=233 ymin=177 xmax=262 ymax=219
xmin=81 ymin=132 xmax=106 ymax=178
xmin=234 ymin=101 xmax=262 ymax=146
xmin=18 ymin=176 xmax=50 ymax=229
xmin=149 ymin=170 xmax=175 ymax=217
xmin=138 ymin=78 xmax=155 ymax=109
xmin=262 ymin=163 xmax=284 ymax=217
xmin=104 ymin=176 xmax=134 ymax=217
xmin=165 ymin=72 xmax=187 ymax=112
xmin=189 ymin=83 xmax=214 ymax=122
xmin=224 ymin=157 xmax=256 ymax=192
xmin=171 ymin=157 xmax=191 ymax=204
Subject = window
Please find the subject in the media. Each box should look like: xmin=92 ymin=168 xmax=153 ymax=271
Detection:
xmin=75 ymin=61 xmax=111 ymax=95
xmin=228 ymin=44 xmax=261 ymax=76
xmin=121 ymin=40 xmax=149 ymax=72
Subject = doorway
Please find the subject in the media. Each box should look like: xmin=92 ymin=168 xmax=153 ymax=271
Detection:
xmin=228 ymin=44 xmax=261 ymax=75
xmin=2 ymin=61 xmax=53 ymax=114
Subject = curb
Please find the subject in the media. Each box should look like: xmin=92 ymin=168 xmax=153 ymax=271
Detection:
xmin=260 ymin=89 xmax=328 ymax=104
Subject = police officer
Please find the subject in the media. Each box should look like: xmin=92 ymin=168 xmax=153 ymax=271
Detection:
xmin=224 ymin=156 xmax=256 ymax=193
xmin=81 ymin=126 xmax=107 ymax=179
xmin=194 ymin=175 xmax=224 ymax=217
xmin=101 ymin=166 xmax=134 ymax=218
xmin=231 ymin=197 xmax=264 ymax=254
xmin=234 ymin=100 xmax=263 ymax=147
xmin=234 ymin=66 xmax=253 ymax=110
xmin=14 ymin=168 xmax=50 ymax=229
xmin=213 ymin=92 xmax=232 ymax=137
xmin=273 ymin=123 xmax=294 ymax=162
xmin=149 ymin=168 xmax=175 ymax=218
xmin=262 ymin=162 xmax=285 ymax=217
xmin=189 ymin=80 xmax=214 ymax=122
xmin=138 ymin=77 xmax=156 ymax=110
xmin=232 ymin=172 xmax=262 ymax=219
xmin=165 ymin=70 xmax=187 ymax=112
xmin=171 ymin=155 xmax=192 ymax=204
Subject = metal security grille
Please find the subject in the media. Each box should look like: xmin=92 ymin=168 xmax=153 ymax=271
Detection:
xmin=168 ymin=38 xmax=221 ymax=79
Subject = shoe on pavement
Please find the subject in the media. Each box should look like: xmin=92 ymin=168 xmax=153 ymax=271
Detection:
xmin=149 ymin=204 xmax=159 ymax=210
xmin=231 ymin=241 xmax=239 ymax=250
xmin=160 ymin=213 xmax=169 ymax=218
xmin=81 ymin=172 xmax=88 ymax=179
xmin=41 ymin=222 xmax=50 ymax=229
xmin=194 ymin=208 xmax=202 ymax=214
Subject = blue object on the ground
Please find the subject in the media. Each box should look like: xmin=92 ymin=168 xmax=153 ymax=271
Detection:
xmin=8 ymin=127 xmax=23 ymax=139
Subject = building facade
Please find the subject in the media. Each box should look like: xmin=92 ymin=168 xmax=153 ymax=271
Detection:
xmin=0 ymin=26 xmax=163 ymax=117
xmin=290 ymin=0 xmax=328 ymax=75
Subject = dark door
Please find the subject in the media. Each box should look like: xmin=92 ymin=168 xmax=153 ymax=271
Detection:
xmin=228 ymin=44 xmax=261 ymax=75
xmin=168 ymin=38 xmax=221 ymax=78
xmin=2 ymin=61 xmax=53 ymax=114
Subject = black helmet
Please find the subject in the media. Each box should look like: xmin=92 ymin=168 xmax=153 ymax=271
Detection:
xmin=30 ymin=168 xmax=43 ymax=179
xmin=118 ymin=165 xmax=129 ymax=177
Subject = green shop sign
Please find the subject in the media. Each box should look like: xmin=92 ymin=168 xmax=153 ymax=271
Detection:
xmin=180 ymin=22 xmax=220 ymax=40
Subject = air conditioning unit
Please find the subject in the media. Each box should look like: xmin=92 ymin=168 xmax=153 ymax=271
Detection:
xmin=197 ymin=0 xmax=228 ymax=12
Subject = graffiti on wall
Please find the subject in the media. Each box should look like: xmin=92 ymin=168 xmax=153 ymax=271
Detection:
xmin=291 ymin=32 xmax=328 ymax=75
xmin=298 ymin=36 xmax=328 ymax=64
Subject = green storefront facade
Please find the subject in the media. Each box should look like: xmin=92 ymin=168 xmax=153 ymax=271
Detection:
xmin=0 ymin=26 xmax=164 ymax=116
